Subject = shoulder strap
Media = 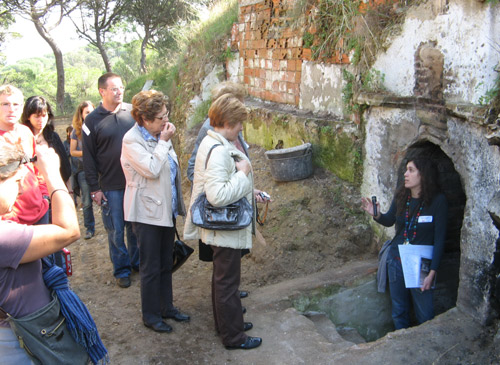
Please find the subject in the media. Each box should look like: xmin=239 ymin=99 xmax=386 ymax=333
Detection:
xmin=0 ymin=307 xmax=6 ymax=319
xmin=204 ymin=144 xmax=222 ymax=169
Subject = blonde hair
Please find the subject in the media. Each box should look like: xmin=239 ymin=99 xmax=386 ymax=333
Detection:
xmin=131 ymin=90 xmax=168 ymax=127
xmin=0 ymin=84 xmax=24 ymax=101
xmin=211 ymin=82 xmax=246 ymax=102
xmin=72 ymin=101 xmax=94 ymax=139
xmin=208 ymin=94 xmax=247 ymax=128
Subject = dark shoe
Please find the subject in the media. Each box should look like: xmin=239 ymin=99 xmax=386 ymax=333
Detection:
xmin=240 ymin=291 xmax=249 ymax=299
xmin=243 ymin=322 xmax=253 ymax=331
xmin=84 ymin=230 xmax=94 ymax=240
xmin=225 ymin=336 xmax=262 ymax=350
xmin=132 ymin=266 xmax=140 ymax=273
xmin=163 ymin=310 xmax=190 ymax=322
xmin=144 ymin=321 xmax=172 ymax=333
xmin=116 ymin=277 xmax=131 ymax=288
xmin=242 ymin=306 xmax=246 ymax=314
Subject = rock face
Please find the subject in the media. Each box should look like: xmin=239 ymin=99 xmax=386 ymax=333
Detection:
xmin=360 ymin=1 xmax=500 ymax=324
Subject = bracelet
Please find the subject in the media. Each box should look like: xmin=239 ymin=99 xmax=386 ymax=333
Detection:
xmin=50 ymin=188 xmax=69 ymax=201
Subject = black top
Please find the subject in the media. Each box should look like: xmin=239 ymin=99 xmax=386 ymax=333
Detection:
xmin=82 ymin=103 xmax=135 ymax=192
xmin=375 ymin=193 xmax=448 ymax=271
xmin=50 ymin=131 xmax=72 ymax=183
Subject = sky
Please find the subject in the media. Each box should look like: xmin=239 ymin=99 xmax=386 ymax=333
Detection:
xmin=4 ymin=15 xmax=85 ymax=65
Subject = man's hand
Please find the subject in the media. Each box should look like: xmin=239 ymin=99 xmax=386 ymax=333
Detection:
xmin=91 ymin=190 xmax=106 ymax=206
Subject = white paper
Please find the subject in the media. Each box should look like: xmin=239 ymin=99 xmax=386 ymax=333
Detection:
xmin=398 ymin=245 xmax=433 ymax=288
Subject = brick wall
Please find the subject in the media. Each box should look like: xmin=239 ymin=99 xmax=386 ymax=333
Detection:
xmin=231 ymin=0 xmax=399 ymax=107
xmin=231 ymin=0 xmax=304 ymax=105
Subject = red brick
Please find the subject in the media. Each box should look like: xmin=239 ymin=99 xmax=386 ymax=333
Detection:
xmin=256 ymin=39 xmax=266 ymax=49
xmin=295 ymin=72 xmax=301 ymax=84
xmin=295 ymin=59 xmax=303 ymax=71
xmin=272 ymin=80 xmax=280 ymax=92
xmin=272 ymin=60 xmax=280 ymax=70
xmin=302 ymin=48 xmax=312 ymax=60
xmin=244 ymin=68 xmax=254 ymax=77
xmin=244 ymin=75 xmax=250 ymax=85
xmin=284 ymin=71 xmax=295 ymax=83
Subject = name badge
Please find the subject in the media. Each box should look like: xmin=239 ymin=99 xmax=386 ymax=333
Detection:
xmin=82 ymin=124 xmax=90 ymax=136
xmin=418 ymin=215 xmax=433 ymax=223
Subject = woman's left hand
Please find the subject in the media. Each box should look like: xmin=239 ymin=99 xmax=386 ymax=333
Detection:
xmin=421 ymin=269 xmax=436 ymax=291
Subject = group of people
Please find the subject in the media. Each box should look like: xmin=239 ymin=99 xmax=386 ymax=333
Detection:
xmin=0 ymin=72 xmax=265 ymax=361
xmin=0 ymin=67 xmax=449 ymax=362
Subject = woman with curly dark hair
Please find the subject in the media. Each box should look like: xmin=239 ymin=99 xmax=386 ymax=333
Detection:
xmin=362 ymin=157 xmax=448 ymax=330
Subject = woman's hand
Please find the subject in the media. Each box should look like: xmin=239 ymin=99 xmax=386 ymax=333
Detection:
xmin=34 ymin=144 xmax=61 ymax=183
xmin=421 ymin=270 xmax=436 ymax=291
xmin=235 ymin=159 xmax=251 ymax=176
xmin=361 ymin=197 xmax=380 ymax=218
xmin=160 ymin=122 xmax=176 ymax=141
xmin=254 ymin=189 xmax=272 ymax=203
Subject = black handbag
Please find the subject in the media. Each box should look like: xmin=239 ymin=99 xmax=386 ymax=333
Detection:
xmin=172 ymin=228 xmax=194 ymax=273
xmin=191 ymin=144 xmax=253 ymax=231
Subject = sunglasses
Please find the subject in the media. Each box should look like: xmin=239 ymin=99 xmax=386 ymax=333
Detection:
xmin=0 ymin=155 xmax=36 ymax=177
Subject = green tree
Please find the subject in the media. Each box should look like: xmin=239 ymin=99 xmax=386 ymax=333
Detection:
xmin=2 ymin=0 xmax=77 ymax=114
xmin=67 ymin=0 xmax=127 ymax=72
xmin=124 ymin=0 xmax=197 ymax=73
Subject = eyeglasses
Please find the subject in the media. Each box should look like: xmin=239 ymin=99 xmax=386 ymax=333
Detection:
xmin=0 ymin=155 xmax=35 ymax=177
xmin=154 ymin=110 xmax=169 ymax=121
xmin=107 ymin=86 xmax=125 ymax=93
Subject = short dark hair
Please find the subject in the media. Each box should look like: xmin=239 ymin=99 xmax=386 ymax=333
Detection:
xmin=131 ymin=90 xmax=168 ymax=127
xmin=98 ymin=72 xmax=121 ymax=89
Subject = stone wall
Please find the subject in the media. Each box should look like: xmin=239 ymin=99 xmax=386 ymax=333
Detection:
xmin=227 ymin=0 xmax=500 ymax=324
xmin=360 ymin=0 xmax=500 ymax=324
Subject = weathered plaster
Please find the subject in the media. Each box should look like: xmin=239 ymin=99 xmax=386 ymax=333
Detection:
xmin=373 ymin=1 xmax=500 ymax=104
xmin=300 ymin=61 xmax=346 ymax=117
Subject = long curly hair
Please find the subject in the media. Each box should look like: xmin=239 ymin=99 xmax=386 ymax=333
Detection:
xmin=21 ymin=96 xmax=55 ymax=144
xmin=72 ymin=100 xmax=94 ymax=140
xmin=395 ymin=157 xmax=440 ymax=215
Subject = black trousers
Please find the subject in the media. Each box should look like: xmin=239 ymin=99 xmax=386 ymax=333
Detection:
xmin=211 ymin=245 xmax=247 ymax=346
xmin=132 ymin=222 xmax=175 ymax=324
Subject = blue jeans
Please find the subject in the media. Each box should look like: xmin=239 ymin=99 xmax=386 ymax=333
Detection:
xmin=75 ymin=170 xmax=95 ymax=233
xmin=387 ymin=257 xmax=434 ymax=329
xmin=101 ymin=189 xmax=139 ymax=278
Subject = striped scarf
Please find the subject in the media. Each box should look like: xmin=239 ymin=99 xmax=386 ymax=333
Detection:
xmin=42 ymin=258 xmax=108 ymax=364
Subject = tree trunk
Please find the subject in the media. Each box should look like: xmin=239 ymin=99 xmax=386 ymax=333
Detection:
xmin=96 ymin=32 xmax=112 ymax=72
xmin=140 ymin=28 xmax=150 ymax=74
xmin=33 ymin=20 xmax=65 ymax=114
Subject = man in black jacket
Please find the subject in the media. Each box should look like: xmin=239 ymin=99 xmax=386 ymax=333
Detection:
xmin=82 ymin=72 xmax=139 ymax=288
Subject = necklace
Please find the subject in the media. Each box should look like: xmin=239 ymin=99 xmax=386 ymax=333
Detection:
xmin=403 ymin=195 xmax=423 ymax=244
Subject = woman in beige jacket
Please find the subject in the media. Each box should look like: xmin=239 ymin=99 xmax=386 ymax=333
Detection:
xmin=121 ymin=90 xmax=188 ymax=333
xmin=184 ymin=94 xmax=262 ymax=350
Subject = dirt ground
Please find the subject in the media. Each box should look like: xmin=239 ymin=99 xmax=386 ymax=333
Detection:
xmin=54 ymin=122 xmax=499 ymax=364
xmin=54 ymin=118 xmax=375 ymax=363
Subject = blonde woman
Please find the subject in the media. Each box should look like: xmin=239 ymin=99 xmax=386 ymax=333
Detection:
xmin=184 ymin=94 xmax=262 ymax=350
xmin=70 ymin=101 xmax=95 ymax=239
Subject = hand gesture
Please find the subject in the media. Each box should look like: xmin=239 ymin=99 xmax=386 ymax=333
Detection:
xmin=160 ymin=122 xmax=176 ymax=141
xmin=361 ymin=196 xmax=379 ymax=218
